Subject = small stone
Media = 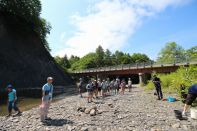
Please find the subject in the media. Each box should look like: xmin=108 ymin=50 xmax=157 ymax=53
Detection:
xmin=151 ymin=128 xmax=162 ymax=131
xmin=172 ymin=123 xmax=180 ymax=128
xmin=182 ymin=125 xmax=188 ymax=130
xmin=81 ymin=127 xmax=88 ymax=131
xmin=96 ymin=110 xmax=103 ymax=114
xmin=85 ymin=108 xmax=91 ymax=114
xmin=90 ymin=109 xmax=96 ymax=116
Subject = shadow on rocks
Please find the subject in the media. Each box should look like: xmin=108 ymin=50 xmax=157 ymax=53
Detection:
xmin=43 ymin=119 xmax=74 ymax=127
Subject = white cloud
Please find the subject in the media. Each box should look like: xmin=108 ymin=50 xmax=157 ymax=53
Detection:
xmin=56 ymin=0 xmax=191 ymax=57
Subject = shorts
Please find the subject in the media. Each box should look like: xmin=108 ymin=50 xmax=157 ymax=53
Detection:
xmin=98 ymin=87 xmax=102 ymax=91
xmin=185 ymin=93 xmax=197 ymax=105
xmin=87 ymin=90 xmax=93 ymax=96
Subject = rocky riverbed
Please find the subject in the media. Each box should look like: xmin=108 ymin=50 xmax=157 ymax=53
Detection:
xmin=0 ymin=87 xmax=197 ymax=131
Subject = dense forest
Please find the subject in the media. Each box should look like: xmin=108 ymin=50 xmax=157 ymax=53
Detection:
xmin=55 ymin=42 xmax=197 ymax=71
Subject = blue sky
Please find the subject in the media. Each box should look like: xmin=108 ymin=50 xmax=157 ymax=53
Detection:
xmin=41 ymin=0 xmax=197 ymax=60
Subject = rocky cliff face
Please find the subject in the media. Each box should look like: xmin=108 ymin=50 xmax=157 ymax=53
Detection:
xmin=0 ymin=14 xmax=72 ymax=89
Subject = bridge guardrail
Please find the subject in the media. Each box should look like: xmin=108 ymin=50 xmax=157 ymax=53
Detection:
xmin=74 ymin=56 xmax=197 ymax=73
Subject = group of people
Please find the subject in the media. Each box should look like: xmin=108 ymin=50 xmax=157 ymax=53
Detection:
xmin=3 ymin=75 xmax=197 ymax=122
xmin=4 ymin=77 xmax=54 ymax=122
xmin=78 ymin=78 xmax=133 ymax=103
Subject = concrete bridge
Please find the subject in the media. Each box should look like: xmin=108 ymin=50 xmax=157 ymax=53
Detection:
xmin=72 ymin=59 xmax=197 ymax=84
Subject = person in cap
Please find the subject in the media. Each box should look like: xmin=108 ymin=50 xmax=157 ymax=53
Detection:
xmin=40 ymin=77 xmax=54 ymax=122
xmin=182 ymin=84 xmax=197 ymax=117
xmin=6 ymin=84 xmax=21 ymax=117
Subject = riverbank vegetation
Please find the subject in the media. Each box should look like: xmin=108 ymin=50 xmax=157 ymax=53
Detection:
xmin=146 ymin=65 xmax=197 ymax=95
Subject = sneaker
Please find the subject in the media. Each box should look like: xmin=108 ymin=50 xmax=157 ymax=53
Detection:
xmin=45 ymin=117 xmax=52 ymax=120
xmin=182 ymin=112 xmax=187 ymax=117
xmin=6 ymin=114 xmax=11 ymax=117
xmin=17 ymin=111 xmax=22 ymax=115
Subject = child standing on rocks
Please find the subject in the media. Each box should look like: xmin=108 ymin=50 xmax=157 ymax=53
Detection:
xmin=40 ymin=77 xmax=54 ymax=122
xmin=6 ymin=84 xmax=22 ymax=117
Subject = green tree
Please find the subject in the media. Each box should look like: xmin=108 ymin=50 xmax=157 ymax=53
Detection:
xmin=157 ymin=42 xmax=185 ymax=63
xmin=112 ymin=50 xmax=124 ymax=65
xmin=104 ymin=49 xmax=113 ymax=66
xmin=131 ymin=53 xmax=150 ymax=63
xmin=69 ymin=55 xmax=80 ymax=65
xmin=71 ymin=53 xmax=97 ymax=70
xmin=54 ymin=55 xmax=70 ymax=70
xmin=95 ymin=45 xmax=105 ymax=67
xmin=0 ymin=0 xmax=51 ymax=51
xmin=186 ymin=46 xmax=197 ymax=61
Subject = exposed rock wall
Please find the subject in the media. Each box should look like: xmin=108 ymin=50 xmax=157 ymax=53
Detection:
xmin=0 ymin=13 xmax=73 ymax=89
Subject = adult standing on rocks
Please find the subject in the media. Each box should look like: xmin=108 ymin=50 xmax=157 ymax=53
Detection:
xmin=152 ymin=75 xmax=163 ymax=100
xmin=120 ymin=79 xmax=126 ymax=95
xmin=40 ymin=77 xmax=54 ymax=121
xmin=101 ymin=80 xmax=107 ymax=98
xmin=86 ymin=80 xmax=93 ymax=103
xmin=78 ymin=78 xmax=83 ymax=98
xmin=182 ymin=84 xmax=197 ymax=117
xmin=114 ymin=78 xmax=120 ymax=95
xmin=97 ymin=79 xmax=102 ymax=97
xmin=128 ymin=78 xmax=132 ymax=92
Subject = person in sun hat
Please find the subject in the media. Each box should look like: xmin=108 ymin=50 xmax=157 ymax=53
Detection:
xmin=40 ymin=77 xmax=54 ymax=122
xmin=6 ymin=84 xmax=22 ymax=117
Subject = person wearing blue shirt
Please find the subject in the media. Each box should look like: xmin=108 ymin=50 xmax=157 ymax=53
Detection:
xmin=182 ymin=84 xmax=197 ymax=117
xmin=7 ymin=84 xmax=21 ymax=117
xmin=40 ymin=77 xmax=54 ymax=121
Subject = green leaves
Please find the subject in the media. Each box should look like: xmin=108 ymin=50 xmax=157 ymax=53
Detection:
xmin=146 ymin=66 xmax=197 ymax=95
xmin=157 ymin=42 xmax=185 ymax=63
xmin=0 ymin=0 xmax=51 ymax=51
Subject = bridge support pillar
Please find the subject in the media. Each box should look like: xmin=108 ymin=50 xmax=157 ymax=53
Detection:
xmin=139 ymin=73 xmax=144 ymax=86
